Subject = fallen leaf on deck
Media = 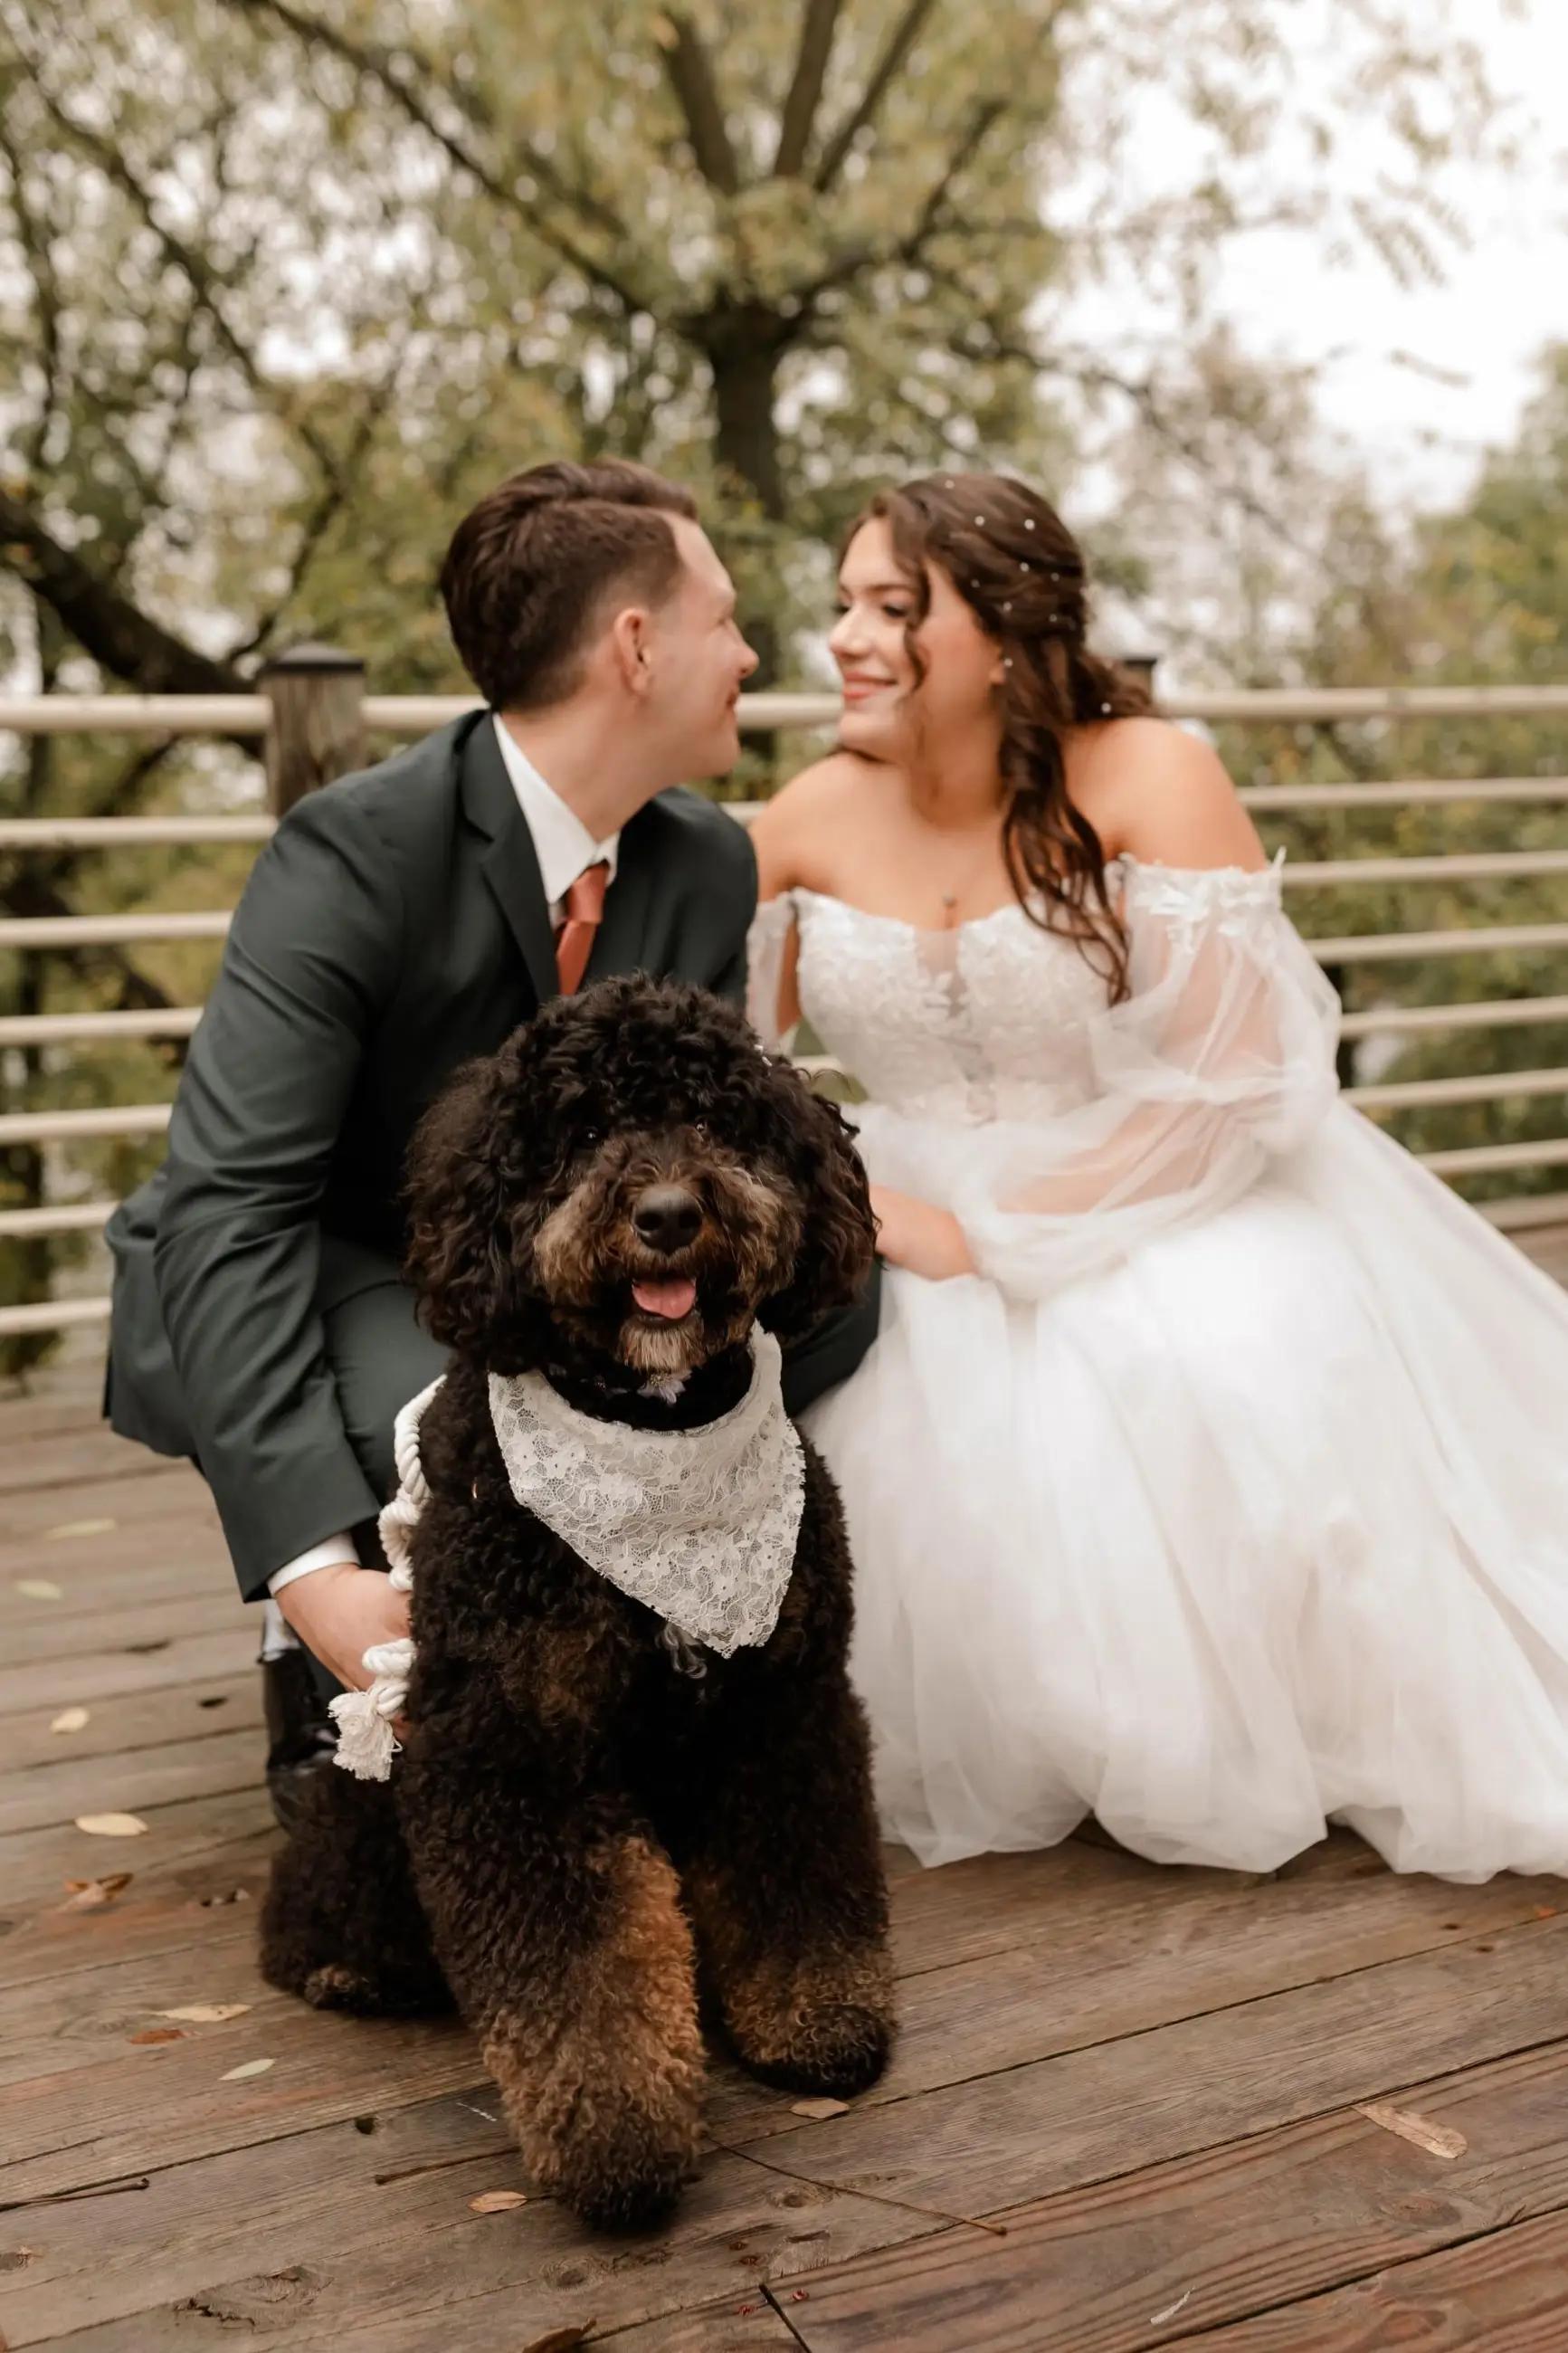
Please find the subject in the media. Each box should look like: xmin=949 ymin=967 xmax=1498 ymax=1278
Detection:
xmin=467 ymin=2188 xmax=528 ymax=2214
xmin=128 ymin=2028 xmax=185 ymax=2046
xmin=157 ymin=2004 xmax=252 ymax=2024
xmin=59 ymin=1872 xmax=134 ymax=1910
xmin=14 ymin=1578 xmax=63 ymax=1600
xmin=521 ymin=2329 xmax=594 ymax=2353
xmin=50 ymin=1706 xmax=90 ymax=1734
xmin=1354 ymin=2101 xmax=1467 ymax=2160
xmin=44 ymin=1518 xmax=116 ymax=1540
xmin=789 ymin=2096 xmax=851 ymax=2120
xmin=74 ymin=1813 xmax=148 ymax=1838
xmin=219 ymin=2057 xmax=275 ymax=2082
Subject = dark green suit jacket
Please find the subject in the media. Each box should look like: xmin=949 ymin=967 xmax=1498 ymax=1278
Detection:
xmin=106 ymin=711 xmax=864 ymax=1597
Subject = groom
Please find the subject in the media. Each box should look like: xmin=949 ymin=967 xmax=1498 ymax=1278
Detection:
xmin=104 ymin=458 xmax=879 ymax=1824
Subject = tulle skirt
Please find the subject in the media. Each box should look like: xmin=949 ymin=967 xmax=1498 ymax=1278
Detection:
xmin=803 ymin=1105 xmax=1568 ymax=1878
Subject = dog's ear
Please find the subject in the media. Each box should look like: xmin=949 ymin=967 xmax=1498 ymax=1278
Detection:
xmin=403 ymin=1039 xmax=542 ymax=1361
xmin=762 ymin=1083 xmax=877 ymax=1340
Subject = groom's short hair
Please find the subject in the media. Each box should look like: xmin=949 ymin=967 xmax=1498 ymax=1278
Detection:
xmin=442 ymin=460 xmax=700 ymax=711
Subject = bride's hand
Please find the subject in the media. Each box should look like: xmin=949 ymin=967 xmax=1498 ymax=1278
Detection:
xmin=869 ymin=1186 xmax=974 ymax=1281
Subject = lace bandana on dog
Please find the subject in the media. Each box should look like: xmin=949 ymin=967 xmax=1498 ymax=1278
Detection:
xmin=331 ymin=1331 xmax=805 ymax=1780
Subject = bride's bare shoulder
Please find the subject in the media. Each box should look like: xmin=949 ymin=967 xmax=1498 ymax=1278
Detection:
xmin=1070 ymin=717 xmax=1264 ymax=869
xmin=749 ymin=750 xmax=884 ymax=895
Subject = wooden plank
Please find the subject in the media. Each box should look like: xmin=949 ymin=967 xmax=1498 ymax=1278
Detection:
xmin=0 ymin=1672 xmax=260 ymax=1772
xmin=8 ymin=1891 xmax=1568 ymax=2282
xmin=2 ymin=1464 xmax=215 ymax=1546
xmin=707 ymin=1856 xmax=1563 ymax=2147
xmin=0 ymin=1723 xmax=261 ymax=1834
xmin=301 ymin=2291 xmax=809 ymax=2353
xmin=0 ymin=2088 xmax=933 ymax=2351
xmin=0 ymin=1782 xmax=275 ymax=1910
xmin=606 ymin=2302 xmax=803 ymax=2353
xmin=0 ymin=1548 xmax=240 ymax=1624
xmin=0 ymin=1930 xmax=276 ymax=2090
xmin=0 ymin=1374 xmax=109 ymax=1454
xmin=5 ymin=1834 xmax=1541 ymax=2205
xmin=0 ymin=1625 xmax=255 ymax=1718
xmin=785 ymin=2041 xmax=1568 ymax=2351
xmin=1174 ymin=2206 xmax=1568 ymax=2348
xmin=0 ymin=1592 xmax=242 ymax=1669
xmin=703 ymin=1912 xmax=1568 ymax=2221
xmin=0 ymin=1973 xmax=483 ymax=2203
xmin=0 ymin=1793 xmax=275 ymax=1992
xmin=0 ymin=1429 xmax=173 ymax=1498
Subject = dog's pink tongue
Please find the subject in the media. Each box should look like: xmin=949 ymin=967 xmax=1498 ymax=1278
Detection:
xmin=632 ymin=1277 xmax=698 ymax=1320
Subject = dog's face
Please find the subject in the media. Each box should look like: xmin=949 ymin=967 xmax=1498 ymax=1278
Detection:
xmin=404 ymin=978 xmax=875 ymax=1383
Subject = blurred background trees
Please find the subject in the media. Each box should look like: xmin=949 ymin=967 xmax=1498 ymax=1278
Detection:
xmin=0 ymin=0 xmax=1561 ymax=1366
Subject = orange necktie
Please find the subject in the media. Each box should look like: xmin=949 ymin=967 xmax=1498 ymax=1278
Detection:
xmin=555 ymin=860 xmax=611 ymax=995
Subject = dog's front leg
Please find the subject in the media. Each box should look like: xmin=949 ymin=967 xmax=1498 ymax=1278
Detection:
xmin=680 ymin=1651 xmax=895 ymax=2101
xmin=398 ymin=1709 xmax=705 ymax=2231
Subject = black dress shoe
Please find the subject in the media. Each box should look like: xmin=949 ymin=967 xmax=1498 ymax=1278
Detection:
xmin=263 ymin=1648 xmax=337 ymax=1834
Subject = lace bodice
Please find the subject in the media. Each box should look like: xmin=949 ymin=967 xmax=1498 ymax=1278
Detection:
xmin=793 ymin=887 xmax=1112 ymax=1125
xmin=748 ymin=857 xmax=1342 ymax=1302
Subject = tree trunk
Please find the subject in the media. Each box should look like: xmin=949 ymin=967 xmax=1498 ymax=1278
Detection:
xmin=708 ymin=310 xmax=788 ymax=700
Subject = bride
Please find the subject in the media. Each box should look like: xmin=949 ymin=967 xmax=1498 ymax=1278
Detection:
xmin=749 ymin=468 xmax=1568 ymax=1881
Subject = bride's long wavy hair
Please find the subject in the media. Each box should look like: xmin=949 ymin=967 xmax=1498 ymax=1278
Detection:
xmin=846 ymin=472 xmax=1149 ymax=1002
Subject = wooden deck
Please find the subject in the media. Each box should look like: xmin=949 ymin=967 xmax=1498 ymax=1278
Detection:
xmin=5 ymin=1243 xmax=1568 ymax=2353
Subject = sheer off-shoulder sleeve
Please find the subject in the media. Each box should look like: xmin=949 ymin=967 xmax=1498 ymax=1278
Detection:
xmin=951 ymin=858 xmax=1341 ymax=1300
xmin=746 ymin=893 xmax=799 ymax=1053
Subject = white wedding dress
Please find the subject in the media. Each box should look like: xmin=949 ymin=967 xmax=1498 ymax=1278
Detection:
xmin=750 ymin=857 xmax=1568 ymax=1879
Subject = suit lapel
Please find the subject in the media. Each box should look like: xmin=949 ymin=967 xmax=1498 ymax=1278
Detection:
xmin=460 ymin=715 xmax=559 ymax=1008
xmin=587 ymin=800 xmax=659 ymax=984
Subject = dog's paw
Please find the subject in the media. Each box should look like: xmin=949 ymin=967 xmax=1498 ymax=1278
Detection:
xmin=520 ymin=2086 xmax=705 ymax=2233
xmin=302 ymin=1963 xmax=383 ymax=2012
xmin=734 ymin=1997 xmax=893 ymax=2100
xmin=299 ymin=1959 xmax=453 ymax=2016
xmin=559 ymin=2136 xmax=698 ymax=2234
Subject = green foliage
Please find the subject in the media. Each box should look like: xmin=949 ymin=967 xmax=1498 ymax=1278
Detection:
xmin=0 ymin=0 xmax=1544 ymax=1365
xmin=1212 ymin=345 xmax=1568 ymax=1200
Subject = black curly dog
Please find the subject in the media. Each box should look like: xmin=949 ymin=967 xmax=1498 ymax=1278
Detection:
xmin=261 ymin=976 xmax=894 ymax=2228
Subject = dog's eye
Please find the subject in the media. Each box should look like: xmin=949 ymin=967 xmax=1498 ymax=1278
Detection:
xmin=578 ymin=1127 xmax=601 ymax=1148
xmin=689 ymin=1118 xmax=710 ymax=1139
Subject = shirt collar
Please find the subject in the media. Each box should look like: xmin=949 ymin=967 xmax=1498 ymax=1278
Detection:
xmin=491 ymin=715 xmax=620 ymax=910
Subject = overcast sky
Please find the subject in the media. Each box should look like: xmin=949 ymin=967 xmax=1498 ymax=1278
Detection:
xmin=1064 ymin=0 xmax=1568 ymax=512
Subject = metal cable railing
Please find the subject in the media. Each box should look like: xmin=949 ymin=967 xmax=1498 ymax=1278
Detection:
xmin=5 ymin=680 xmax=1568 ymax=1336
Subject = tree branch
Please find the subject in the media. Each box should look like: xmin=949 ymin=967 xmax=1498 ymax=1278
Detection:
xmin=0 ymin=489 xmax=244 ymax=695
xmin=234 ymin=0 xmax=651 ymax=314
xmin=798 ymin=95 xmax=1008 ymax=310
xmin=813 ymin=0 xmax=936 ymax=193
xmin=658 ymin=13 xmax=741 ymax=195
xmin=0 ymin=130 xmax=61 ymax=476
xmin=21 ymin=74 xmax=340 ymax=481
xmin=227 ymin=341 xmax=406 ymax=663
xmin=773 ymin=0 xmax=844 ymax=177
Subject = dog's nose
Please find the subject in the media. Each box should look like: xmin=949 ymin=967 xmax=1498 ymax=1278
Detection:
xmin=632 ymin=1184 xmax=702 ymax=1255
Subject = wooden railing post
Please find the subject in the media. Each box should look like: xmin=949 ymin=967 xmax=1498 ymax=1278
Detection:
xmin=1123 ymin=652 xmax=1160 ymax=696
xmin=261 ymin=643 xmax=366 ymax=815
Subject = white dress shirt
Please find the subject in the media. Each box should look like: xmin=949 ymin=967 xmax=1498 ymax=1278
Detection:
xmin=266 ymin=719 xmax=621 ymax=1602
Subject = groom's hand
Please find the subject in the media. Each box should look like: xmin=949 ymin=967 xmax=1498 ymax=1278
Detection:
xmin=276 ymin=1563 xmax=411 ymax=1694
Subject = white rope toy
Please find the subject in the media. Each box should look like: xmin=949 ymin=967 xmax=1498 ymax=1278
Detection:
xmin=328 ymin=1377 xmax=442 ymax=1780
